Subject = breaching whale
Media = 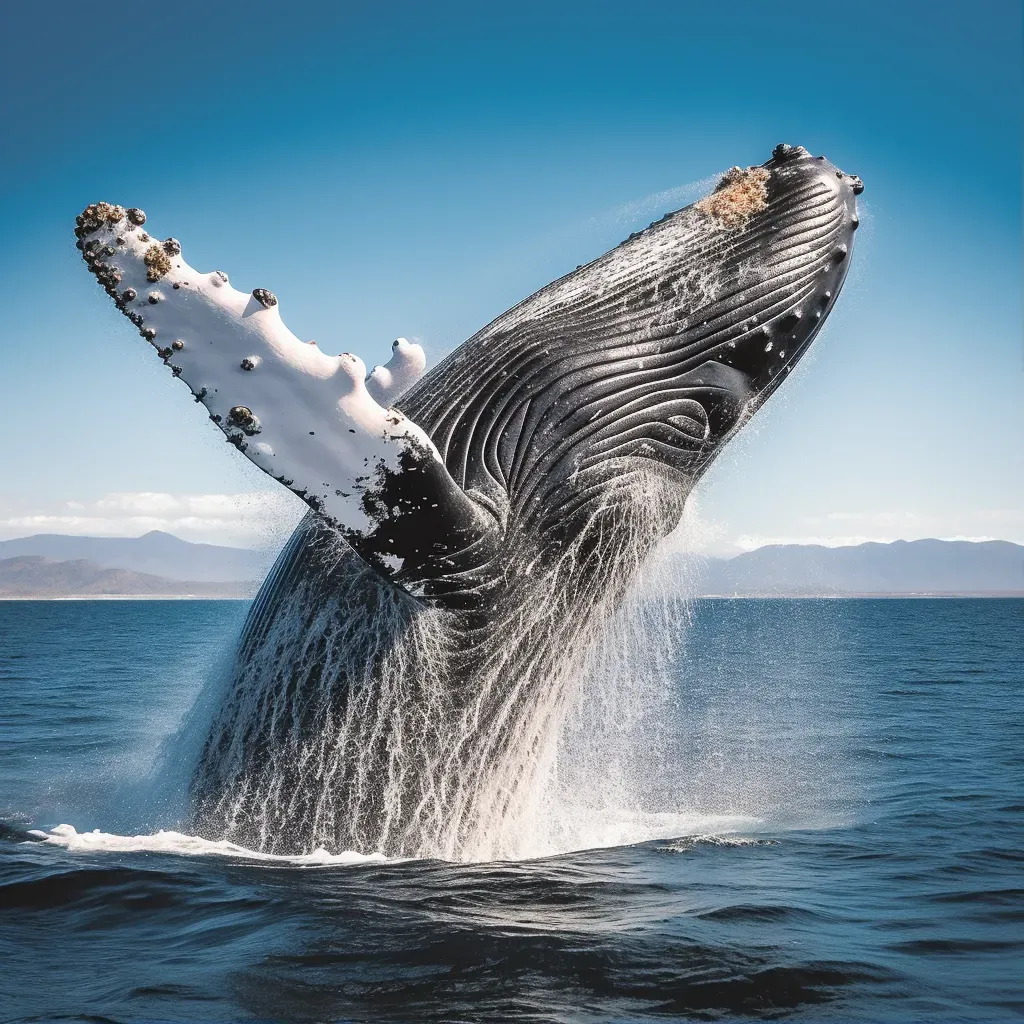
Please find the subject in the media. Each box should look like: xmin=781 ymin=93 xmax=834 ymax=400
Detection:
xmin=76 ymin=144 xmax=862 ymax=859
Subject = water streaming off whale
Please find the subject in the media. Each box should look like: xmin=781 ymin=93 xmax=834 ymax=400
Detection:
xmin=189 ymin=483 xmax=696 ymax=861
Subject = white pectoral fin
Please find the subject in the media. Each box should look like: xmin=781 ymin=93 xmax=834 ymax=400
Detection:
xmin=76 ymin=203 xmax=492 ymax=591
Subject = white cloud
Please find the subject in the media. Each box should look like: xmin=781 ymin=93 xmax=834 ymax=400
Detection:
xmin=2 ymin=489 xmax=1020 ymax=555
xmin=0 ymin=491 xmax=305 ymax=548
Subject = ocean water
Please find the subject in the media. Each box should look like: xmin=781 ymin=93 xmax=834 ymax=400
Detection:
xmin=0 ymin=598 xmax=1021 ymax=1023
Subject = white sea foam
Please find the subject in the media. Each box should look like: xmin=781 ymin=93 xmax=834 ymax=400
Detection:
xmin=29 ymin=813 xmax=764 ymax=866
xmin=536 ymin=811 xmax=764 ymax=856
xmin=30 ymin=823 xmax=389 ymax=866
xmin=654 ymin=835 xmax=780 ymax=854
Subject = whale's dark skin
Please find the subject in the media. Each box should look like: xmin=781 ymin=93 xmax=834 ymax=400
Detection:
xmin=188 ymin=145 xmax=862 ymax=857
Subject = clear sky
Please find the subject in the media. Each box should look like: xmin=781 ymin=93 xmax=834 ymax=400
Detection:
xmin=0 ymin=0 xmax=1020 ymax=554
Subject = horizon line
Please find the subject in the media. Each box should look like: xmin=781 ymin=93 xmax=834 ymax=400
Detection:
xmin=0 ymin=529 xmax=1022 ymax=555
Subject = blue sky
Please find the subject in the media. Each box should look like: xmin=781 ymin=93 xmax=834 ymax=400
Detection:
xmin=0 ymin=0 xmax=1020 ymax=553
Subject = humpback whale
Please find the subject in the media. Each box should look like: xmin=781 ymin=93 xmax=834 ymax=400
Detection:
xmin=76 ymin=144 xmax=861 ymax=859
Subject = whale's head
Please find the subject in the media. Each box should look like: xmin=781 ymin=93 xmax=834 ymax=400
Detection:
xmin=391 ymin=144 xmax=862 ymax=588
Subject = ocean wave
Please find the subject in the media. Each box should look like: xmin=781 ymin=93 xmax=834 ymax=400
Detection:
xmin=654 ymin=834 xmax=780 ymax=853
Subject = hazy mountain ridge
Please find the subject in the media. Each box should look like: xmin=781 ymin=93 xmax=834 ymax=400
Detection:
xmin=688 ymin=539 xmax=1024 ymax=596
xmin=0 ymin=531 xmax=272 ymax=583
xmin=0 ymin=535 xmax=1021 ymax=598
xmin=0 ymin=556 xmax=253 ymax=599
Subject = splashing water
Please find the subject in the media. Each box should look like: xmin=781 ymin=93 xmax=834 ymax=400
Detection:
xmin=178 ymin=472 xmax=719 ymax=863
xmin=30 ymin=506 xmax=832 ymax=865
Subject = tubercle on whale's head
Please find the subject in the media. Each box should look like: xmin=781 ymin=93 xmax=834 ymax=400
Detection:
xmin=683 ymin=143 xmax=863 ymax=478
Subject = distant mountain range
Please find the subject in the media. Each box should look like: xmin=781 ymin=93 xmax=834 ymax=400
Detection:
xmin=0 ymin=556 xmax=252 ymax=599
xmin=0 ymin=531 xmax=272 ymax=583
xmin=0 ymin=533 xmax=1021 ymax=599
xmin=686 ymin=539 xmax=1024 ymax=597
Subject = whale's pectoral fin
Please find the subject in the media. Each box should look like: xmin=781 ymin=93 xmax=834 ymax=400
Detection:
xmin=75 ymin=204 xmax=495 ymax=594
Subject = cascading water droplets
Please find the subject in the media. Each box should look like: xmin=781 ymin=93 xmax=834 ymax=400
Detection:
xmin=189 ymin=474 xmax=694 ymax=862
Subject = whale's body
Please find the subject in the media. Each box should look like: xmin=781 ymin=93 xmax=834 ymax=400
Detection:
xmin=76 ymin=145 xmax=861 ymax=859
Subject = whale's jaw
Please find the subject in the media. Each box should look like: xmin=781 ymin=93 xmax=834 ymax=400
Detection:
xmin=705 ymin=144 xmax=862 ymax=415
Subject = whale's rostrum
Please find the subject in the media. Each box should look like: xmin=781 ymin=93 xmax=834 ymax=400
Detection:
xmin=76 ymin=144 xmax=861 ymax=859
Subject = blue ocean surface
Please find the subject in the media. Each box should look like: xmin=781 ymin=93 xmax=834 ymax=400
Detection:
xmin=0 ymin=598 xmax=1021 ymax=1023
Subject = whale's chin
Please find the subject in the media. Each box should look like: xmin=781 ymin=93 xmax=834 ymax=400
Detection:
xmin=76 ymin=144 xmax=861 ymax=857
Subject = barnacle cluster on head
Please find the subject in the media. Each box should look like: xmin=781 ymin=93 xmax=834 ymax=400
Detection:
xmin=695 ymin=166 xmax=771 ymax=228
